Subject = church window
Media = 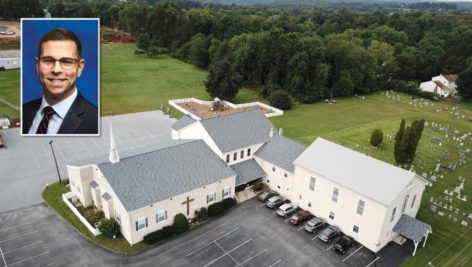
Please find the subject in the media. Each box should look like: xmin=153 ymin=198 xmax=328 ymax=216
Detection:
xmin=240 ymin=150 xmax=244 ymax=159
xmin=402 ymin=195 xmax=409 ymax=213
xmin=411 ymin=195 xmax=417 ymax=209
xmin=226 ymin=155 xmax=230 ymax=163
xmin=309 ymin=177 xmax=316 ymax=191
xmin=207 ymin=192 xmax=216 ymax=204
xmin=329 ymin=211 xmax=335 ymax=220
xmin=357 ymin=199 xmax=365 ymax=216
xmin=247 ymin=148 xmax=251 ymax=156
xmin=222 ymin=187 xmax=231 ymax=199
xmin=390 ymin=207 xmax=397 ymax=222
xmin=233 ymin=152 xmax=237 ymax=161
xmin=136 ymin=217 xmax=148 ymax=231
xmin=156 ymin=210 xmax=167 ymax=223
xmin=284 ymin=173 xmax=287 ymax=177
xmin=353 ymin=225 xmax=359 ymax=233
xmin=272 ymin=166 xmax=276 ymax=172
xmin=332 ymin=187 xmax=339 ymax=203
xmin=115 ymin=211 xmax=121 ymax=225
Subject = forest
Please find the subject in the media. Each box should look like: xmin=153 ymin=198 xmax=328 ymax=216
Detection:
xmin=2 ymin=0 xmax=472 ymax=102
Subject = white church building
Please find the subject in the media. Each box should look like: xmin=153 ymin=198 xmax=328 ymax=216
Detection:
xmin=67 ymin=103 xmax=431 ymax=254
xmin=420 ymin=74 xmax=458 ymax=98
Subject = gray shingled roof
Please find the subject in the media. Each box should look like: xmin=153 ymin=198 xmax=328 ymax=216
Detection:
xmin=394 ymin=214 xmax=432 ymax=243
xmin=98 ymin=140 xmax=236 ymax=211
xmin=90 ymin=180 xmax=98 ymax=189
xmin=102 ymin=192 xmax=112 ymax=201
xmin=230 ymin=159 xmax=266 ymax=185
xmin=200 ymin=109 xmax=274 ymax=153
xmin=171 ymin=114 xmax=196 ymax=130
xmin=294 ymin=138 xmax=415 ymax=206
xmin=255 ymin=135 xmax=306 ymax=173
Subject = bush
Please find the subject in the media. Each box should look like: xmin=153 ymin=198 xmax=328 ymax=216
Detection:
xmin=370 ymin=129 xmax=384 ymax=147
xmin=134 ymin=49 xmax=146 ymax=54
xmin=269 ymin=90 xmax=292 ymax=110
xmin=162 ymin=225 xmax=175 ymax=237
xmin=195 ymin=207 xmax=208 ymax=222
xmin=222 ymin=198 xmax=237 ymax=210
xmin=172 ymin=213 xmax=189 ymax=234
xmin=143 ymin=230 xmax=166 ymax=245
xmin=208 ymin=202 xmax=225 ymax=217
xmin=98 ymin=218 xmax=120 ymax=239
xmin=252 ymin=182 xmax=266 ymax=192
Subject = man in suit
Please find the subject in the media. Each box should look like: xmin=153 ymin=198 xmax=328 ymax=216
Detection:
xmin=22 ymin=28 xmax=98 ymax=135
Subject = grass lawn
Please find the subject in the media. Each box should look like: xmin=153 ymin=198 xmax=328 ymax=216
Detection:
xmin=3 ymin=43 xmax=472 ymax=265
xmin=0 ymin=68 xmax=20 ymax=118
xmin=42 ymin=181 xmax=148 ymax=254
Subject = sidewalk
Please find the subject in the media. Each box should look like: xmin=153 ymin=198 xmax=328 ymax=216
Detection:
xmin=235 ymin=186 xmax=257 ymax=203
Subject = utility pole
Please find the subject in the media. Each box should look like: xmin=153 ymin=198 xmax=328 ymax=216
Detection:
xmin=49 ymin=140 xmax=62 ymax=184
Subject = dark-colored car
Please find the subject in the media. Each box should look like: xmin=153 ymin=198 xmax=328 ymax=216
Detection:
xmin=288 ymin=210 xmax=313 ymax=225
xmin=318 ymin=225 xmax=340 ymax=243
xmin=333 ymin=235 xmax=354 ymax=254
xmin=258 ymin=190 xmax=278 ymax=202
xmin=304 ymin=217 xmax=327 ymax=233
xmin=266 ymin=196 xmax=289 ymax=209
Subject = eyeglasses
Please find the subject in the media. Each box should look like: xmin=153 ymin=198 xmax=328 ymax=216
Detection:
xmin=37 ymin=56 xmax=80 ymax=70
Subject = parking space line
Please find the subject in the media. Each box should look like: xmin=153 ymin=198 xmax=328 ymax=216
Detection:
xmin=203 ymin=238 xmax=253 ymax=267
xmin=4 ymin=241 xmax=44 ymax=254
xmin=342 ymin=245 xmax=364 ymax=262
xmin=283 ymin=218 xmax=289 ymax=222
xmin=326 ymin=245 xmax=334 ymax=251
xmin=8 ymin=251 xmax=49 ymax=266
xmin=0 ymin=221 xmax=36 ymax=232
xmin=0 ymin=231 xmax=38 ymax=243
xmin=41 ymin=263 xmax=55 ymax=267
xmin=259 ymin=203 xmax=266 ymax=207
xmin=297 ymin=226 xmax=304 ymax=231
xmin=0 ymin=247 xmax=7 ymax=267
xmin=186 ymin=226 xmax=240 ymax=256
xmin=311 ymin=234 xmax=320 ymax=240
xmin=236 ymin=248 xmax=267 ymax=266
xmin=272 ymin=211 xmax=277 ymax=214
xmin=268 ymin=259 xmax=282 ymax=267
xmin=366 ymin=256 xmax=380 ymax=267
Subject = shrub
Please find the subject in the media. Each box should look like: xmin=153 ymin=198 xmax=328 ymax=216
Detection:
xmin=134 ymin=49 xmax=146 ymax=54
xmin=208 ymin=202 xmax=225 ymax=217
xmin=172 ymin=213 xmax=189 ymax=234
xmin=162 ymin=225 xmax=175 ymax=237
xmin=143 ymin=230 xmax=166 ymax=245
xmin=98 ymin=218 xmax=120 ymax=239
xmin=252 ymin=182 xmax=266 ymax=192
xmin=196 ymin=207 xmax=208 ymax=222
xmin=269 ymin=90 xmax=292 ymax=110
xmin=370 ymin=129 xmax=384 ymax=147
xmin=222 ymin=198 xmax=237 ymax=210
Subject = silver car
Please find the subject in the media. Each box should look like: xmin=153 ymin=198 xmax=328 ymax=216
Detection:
xmin=266 ymin=196 xmax=283 ymax=208
xmin=276 ymin=203 xmax=296 ymax=217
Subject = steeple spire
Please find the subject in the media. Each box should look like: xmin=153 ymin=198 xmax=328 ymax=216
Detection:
xmin=109 ymin=120 xmax=119 ymax=164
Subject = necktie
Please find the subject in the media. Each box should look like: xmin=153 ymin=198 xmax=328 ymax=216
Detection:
xmin=36 ymin=106 xmax=56 ymax=134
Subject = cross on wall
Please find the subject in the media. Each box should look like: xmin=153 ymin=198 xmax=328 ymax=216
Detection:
xmin=182 ymin=196 xmax=195 ymax=216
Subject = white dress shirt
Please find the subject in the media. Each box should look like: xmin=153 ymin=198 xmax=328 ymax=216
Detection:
xmin=28 ymin=88 xmax=78 ymax=134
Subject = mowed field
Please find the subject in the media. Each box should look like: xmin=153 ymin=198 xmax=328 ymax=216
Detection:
xmin=1 ymin=43 xmax=471 ymax=266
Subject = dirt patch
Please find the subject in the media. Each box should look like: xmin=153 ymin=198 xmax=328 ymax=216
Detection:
xmin=0 ymin=20 xmax=21 ymax=49
xmin=176 ymin=101 xmax=271 ymax=120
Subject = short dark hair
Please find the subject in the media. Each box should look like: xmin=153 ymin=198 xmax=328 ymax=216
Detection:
xmin=38 ymin=28 xmax=82 ymax=58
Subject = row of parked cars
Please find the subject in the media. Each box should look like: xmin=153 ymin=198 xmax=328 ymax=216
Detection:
xmin=258 ymin=190 xmax=354 ymax=254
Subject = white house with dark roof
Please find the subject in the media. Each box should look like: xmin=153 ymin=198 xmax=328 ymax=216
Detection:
xmin=420 ymin=74 xmax=458 ymax=97
xmin=68 ymin=106 xmax=430 ymax=253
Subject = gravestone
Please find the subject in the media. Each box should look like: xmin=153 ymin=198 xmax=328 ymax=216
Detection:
xmin=453 ymin=217 xmax=458 ymax=222
xmin=431 ymin=175 xmax=437 ymax=182
xmin=438 ymin=211 xmax=445 ymax=216
xmin=469 ymin=213 xmax=472 ymax=220
xmin=430 ymin=196 xmax=434 ymax=203
xmin=455 ymin=208 xmax=460 ymax=214
xmin=430 ymin=205 xmax=437 ymax=212
xmin=449 ymin=206 xmax=453 ymax=212
xmin=448 ymin=214 xmax=453 ymax=220
xmin=461 ymin=220 xmax=468 ymax=227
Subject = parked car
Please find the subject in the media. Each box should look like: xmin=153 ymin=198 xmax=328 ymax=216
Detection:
xmin=266 ymin=196 xmax=290 ymax=209
xmin=258 ymin=190 xmax=278 ymax=202
xmin=304 ymin=217 xmax=327 ymax=233
xmin=288 ymin=210 xmax=313 ymax=225
xmin=276 ymin=203 xmax=296 ymax=217
xmin=318 ymin=225 xmax=340 ymax=243
xmin=333 ymin=235 xmax=354 ymax=254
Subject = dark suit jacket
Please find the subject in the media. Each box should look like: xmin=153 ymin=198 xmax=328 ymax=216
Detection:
xmin=22 ymin=93 xmax=98 ymax=134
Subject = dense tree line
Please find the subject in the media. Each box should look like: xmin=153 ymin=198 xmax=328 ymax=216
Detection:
xmin=6 ymin=0 xmax=472 ymax=102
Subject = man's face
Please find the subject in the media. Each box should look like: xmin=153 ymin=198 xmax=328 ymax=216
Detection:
xmin=36 ymin=40 xmax=84 ymax=104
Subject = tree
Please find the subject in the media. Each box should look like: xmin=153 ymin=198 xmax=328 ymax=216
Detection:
xmin=269 ymin=90 xmax=292 ymax=110
xmin=370 ymin=129 xmax=383 ymax=147
xmin=406 ymin=119 xmax=425 ymax=163
xmin=205 ymin=59 xmax=242 ymax=101
xmin=332 ymin=70 xmax=354 ymax=97
xmin=172 ymin=213 xmax=188 ymax=234
xmin=98 ymin=218 xmax=120 ymax=239
xmin=394 ymin=119 xmax=408 ymax=165
xmin=457 ymin=62 xmax=472 ymax=100
xmin=136 ymin=33 xmax=150 ymax=53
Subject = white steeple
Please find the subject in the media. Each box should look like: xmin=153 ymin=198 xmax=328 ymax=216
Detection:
xmin=109 ymin=121 xmax=119 ymax=164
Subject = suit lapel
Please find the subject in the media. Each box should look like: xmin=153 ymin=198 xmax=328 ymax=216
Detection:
xmin=58 ymin=93 xmax=86 ymax=134
xmin=22 ymin=99 xmax=41 ymax=134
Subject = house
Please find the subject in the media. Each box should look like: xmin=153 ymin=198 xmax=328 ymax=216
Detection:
xmin=420 ymin=74 xmax=458 ymax=97
xmin=68 ymin=106 xmax=430 ymax=254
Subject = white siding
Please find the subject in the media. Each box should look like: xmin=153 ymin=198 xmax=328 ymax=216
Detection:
xmin=254 ymin=156 xmax=294 ymax=199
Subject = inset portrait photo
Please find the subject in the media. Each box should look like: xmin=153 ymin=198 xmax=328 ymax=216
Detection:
xmin=21 ymin=19 xmax=100 ymax=136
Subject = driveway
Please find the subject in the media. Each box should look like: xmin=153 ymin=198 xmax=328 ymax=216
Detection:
xmin=0 ymin=111 xmax=176 ymax=213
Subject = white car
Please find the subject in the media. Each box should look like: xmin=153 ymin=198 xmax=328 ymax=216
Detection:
xmin=276 ymin=203 xmax=296 ymax=217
